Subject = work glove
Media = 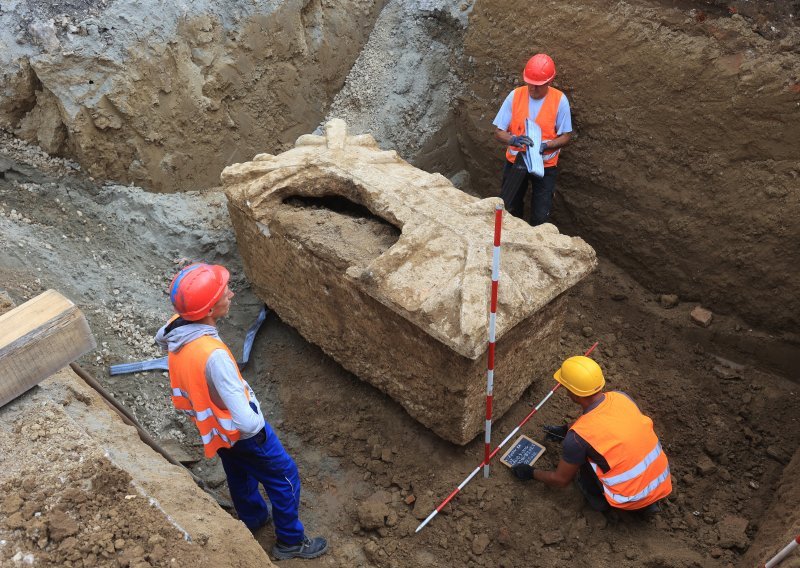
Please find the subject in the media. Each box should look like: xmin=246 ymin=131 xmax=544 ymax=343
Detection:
xmin=539 ymin=142 xmax=549 ymax=154
xmin=509 ymin=135 xmax=534 ymax=148
xmin=512 ymin=463 xmax=535 ymax=481
xmin=543 ymin=424 xmax=569 ymax=442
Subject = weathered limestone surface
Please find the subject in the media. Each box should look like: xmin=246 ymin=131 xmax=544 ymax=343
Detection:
xmin=223 ymin=119 xmax=596 ymax=444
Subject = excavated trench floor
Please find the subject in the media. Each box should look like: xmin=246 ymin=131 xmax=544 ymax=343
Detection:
xmin=0 ymin=134 xmax=798 ymax=567
xmin=1 ymin=0 xmax=799 ymax=565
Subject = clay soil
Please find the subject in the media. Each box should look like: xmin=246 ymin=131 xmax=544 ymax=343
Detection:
xmin=1 ymin=134 xmax=798 ymax=568
xmin=1 ymin=0 xmax=799 ymax=564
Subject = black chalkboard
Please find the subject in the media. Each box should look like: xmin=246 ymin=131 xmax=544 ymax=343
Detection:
xmin=500 ymin=435 xmax=546 ymax=468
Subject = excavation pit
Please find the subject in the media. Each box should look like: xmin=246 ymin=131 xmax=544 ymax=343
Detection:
xmin=223 ymin=119 xmax=597 ymax=444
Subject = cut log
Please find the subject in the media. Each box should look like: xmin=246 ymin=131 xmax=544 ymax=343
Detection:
xmin=0 ymin=290 xmax=96 ymax=408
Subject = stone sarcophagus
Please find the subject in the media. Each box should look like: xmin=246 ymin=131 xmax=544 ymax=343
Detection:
xmin=222 ymin=119 xmax=596 ymax=445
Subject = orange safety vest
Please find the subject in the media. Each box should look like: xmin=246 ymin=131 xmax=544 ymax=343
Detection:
xmin=505 ymin=85 xmax=564 ymax=168
xmin=570 ymin=392 xmax=672 ymax=511
xmin=168 ymin=333 xmax=251 ymax=458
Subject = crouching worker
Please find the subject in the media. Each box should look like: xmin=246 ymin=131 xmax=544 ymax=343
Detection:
xmin=512 ymin=356 xmax=672 ymax=513
xmin=155 ymin=263 xmax=328 ymax=560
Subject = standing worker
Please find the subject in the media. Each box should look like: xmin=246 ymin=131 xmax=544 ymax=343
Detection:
xmin=512 ymin=356 xmax=672 ymax=513
xmin=155 ymin=263 xmax=328 ymax=560
xmin=493 ymin=53 xmax=573 ymax=226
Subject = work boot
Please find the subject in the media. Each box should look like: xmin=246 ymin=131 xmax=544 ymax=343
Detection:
xmin=635 ymin=500 xmax=662 ymax=520
xmin=272 ymin=536 xmax=328 ymax=560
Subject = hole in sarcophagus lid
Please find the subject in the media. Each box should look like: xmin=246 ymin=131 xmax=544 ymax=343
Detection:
xmin=281 ymin=194 xmax=401 ymax=268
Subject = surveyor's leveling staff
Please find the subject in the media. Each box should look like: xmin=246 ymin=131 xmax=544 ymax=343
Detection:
xmin=484 ymin=203 xmax=504 ymax=479
xmin=415 ymin=342 xmax=599 ymax=534
xmin=765 ymin=534 xmax=800 ymax=568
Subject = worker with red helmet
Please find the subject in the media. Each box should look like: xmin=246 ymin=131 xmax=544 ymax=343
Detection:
xmin=155 ymin=263 xmax=328 ymax=561
xmin=512 ymin=356 xmax=672 ymax=514
xmin=493 ymin=53 xmax=573 ymax=226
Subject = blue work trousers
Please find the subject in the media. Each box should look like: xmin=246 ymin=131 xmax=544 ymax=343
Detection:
xmin=217 ymin=423 xmax=305 ymax=544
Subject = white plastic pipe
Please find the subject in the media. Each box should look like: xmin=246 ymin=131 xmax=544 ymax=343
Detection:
xmin=765 ymin=535 xmax=800 ymax=568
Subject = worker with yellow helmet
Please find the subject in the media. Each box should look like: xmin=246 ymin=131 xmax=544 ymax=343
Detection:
xmin=512 ymin=356 xmax=672 ymax=513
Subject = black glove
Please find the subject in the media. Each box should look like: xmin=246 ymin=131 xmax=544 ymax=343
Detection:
xmin=509 ymin=135 xmax=534 ymax=148
xmin=543 ymin=424 xmax=569 ymax=442
xmin=512 ymin=463 xmax=535 ymax=481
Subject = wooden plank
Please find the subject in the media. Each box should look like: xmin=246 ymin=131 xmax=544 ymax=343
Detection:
xmin=0 ymin=290 xmax=96 ymax=408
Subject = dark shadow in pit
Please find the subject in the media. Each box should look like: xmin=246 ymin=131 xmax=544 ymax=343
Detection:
xmin=284 ymin=195 xmax=394 ymax=228
xmin=281 ymin=194 xmax=401 ymax=269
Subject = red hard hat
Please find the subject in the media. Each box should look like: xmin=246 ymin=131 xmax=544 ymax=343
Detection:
xmin=169 ymin=263 xmax=230 ymax=321
xmin=523 ymin=54 xmax=556 ymax=85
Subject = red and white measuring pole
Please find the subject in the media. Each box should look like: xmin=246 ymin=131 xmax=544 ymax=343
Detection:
xmin=415 ymin=342 xmax=599 ymax=534
xmin=484 ymin=203 xmax=504 ymax=478
xmin=765 ymin=534 xmax=800 ymax=568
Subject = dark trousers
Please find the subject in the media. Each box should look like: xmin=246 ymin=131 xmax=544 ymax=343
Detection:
xmin=500 ymin=155 xmax=558 ymax=226
xmin=576 ymin=463 xmax=664 ymax=513
xmin=217 ymin=423 xmax=305 ymax=543
xmin=576 ymin=462 xmax=610 ymax=512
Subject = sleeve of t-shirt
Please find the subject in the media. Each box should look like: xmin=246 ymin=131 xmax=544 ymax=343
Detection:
xmin=562 ymin=430 xmax=589 ymax=465
xmin=492 ymin=91 xmax=516 ymax=132
xmin=555 ymin=95 xmax=572 ymax=135
xmin=205 ymin=349 xmax=265 ymax=436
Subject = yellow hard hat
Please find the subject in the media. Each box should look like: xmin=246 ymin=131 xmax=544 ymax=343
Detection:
xmin=553 ymin=356 xmax=605 ymax=396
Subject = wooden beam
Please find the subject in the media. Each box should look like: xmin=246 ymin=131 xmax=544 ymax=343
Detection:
xmin=0 ymin=290 xmax=96 ymax=408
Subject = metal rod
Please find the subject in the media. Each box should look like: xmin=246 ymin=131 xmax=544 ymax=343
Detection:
xmin=109 ymin=305 xmax=268 ymax=375
xmin=765 ymin=534 xmax=800 ymax=568
xmin=484 ymin=203 xmax=503 ymax=478
xmin=415 ymin=342 xmax=599 ymax=534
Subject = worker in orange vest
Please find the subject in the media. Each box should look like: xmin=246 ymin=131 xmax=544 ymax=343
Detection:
xmin=155 ymin=263 xmax=328 ymax=560
xmin=493 ymin=53 xmax=573 ymax=226
xmin=512 ymin=356 xmax=672 ymax=513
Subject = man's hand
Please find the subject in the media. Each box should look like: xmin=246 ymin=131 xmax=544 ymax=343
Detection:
xmin=540 ymin=141 xmax=549 ymax=154
xmin=543 ymin=424 xmax=569 ymax=442
xmin=512 ymin=463 xmax=535 ymax=481
xmin=509 ymin=135 xmax=534 ymax=148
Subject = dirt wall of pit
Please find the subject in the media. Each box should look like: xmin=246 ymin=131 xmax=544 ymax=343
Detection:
xmin=0 ymin=365 xmax=275 ymax=567
xmin=459 ymin=0 xmax=800 ymax=333
xmin=0 ymin=0 xmax=386 ymax=191
xmin=742 ymin=446 xmax=800 ymax=566
xmin=3 ymin=0 xmax=798 ymax=339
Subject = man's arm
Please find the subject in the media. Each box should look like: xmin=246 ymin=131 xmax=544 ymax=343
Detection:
xmin=495 ymin=128 xmax=514 ymax=145
xmin=543 ymin=131 xmax=572 ymax=152
xmin=497 ymin=128 xmax=572 ymax=151
xmin=534 ymin=459 xmax=580 ymax=488
xmin=206 ymin=350 xmax=264 ymax=436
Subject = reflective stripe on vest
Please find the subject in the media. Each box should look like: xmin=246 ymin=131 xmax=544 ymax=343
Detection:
xmin=571 ymin=392 xmax=672 ymax=511
xmin=167 ymin=331 xmax=251 ymax=458
xmin=592 ymin=462 xmax=671 ymax=505
xmin=603 ymin=441 xmax=664 ymax=486
xmin=505 ymin=86 xmax=564 ymax=167
xmin=201 ymin=427 xmax=235 ymax=447
xmin=175 ymin=407 xmax=236 ymax=431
